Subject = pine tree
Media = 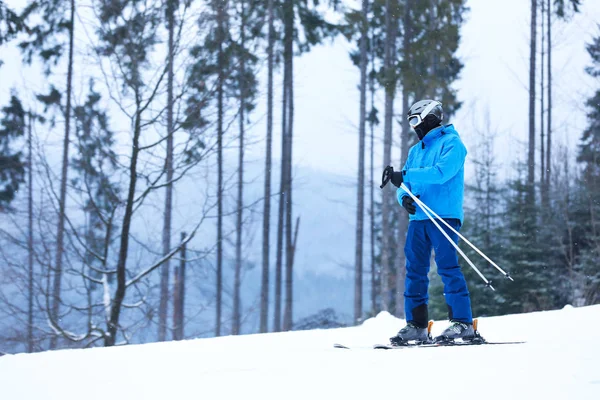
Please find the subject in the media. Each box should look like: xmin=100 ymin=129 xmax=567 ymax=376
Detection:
xmin=454 ymin=118 xmax=506 ymax=317
xmin=259 ymin=0 xmax=275 ymax=334
xmin=502 ymin=167 xmax=553 ymax=313
xmin=0 ymin=2 xmax=28 ymax=46
xmin=379 ymin=0 xmax=399 ymax=313
xmin=545 ymin=0 xmax=583 ymax=201
xmin=572 ymin=31 xmax=600 ymax=305
xmin=0 ymin=94 xmax=26 ymax=211
xmin=272 ymin=0 xmax=338 ymax=332
xmin=158 ymin=0 xmax=178 ymax=343
xmin=527 ymin=0 xmax=536 ymax=200
xmin=71 ymin=81 xmax=119 ymax=292
xmin=342 ymin=0 xmax=369 ymax=325
xmin=232 ymin=0 xmax=261 ymax=335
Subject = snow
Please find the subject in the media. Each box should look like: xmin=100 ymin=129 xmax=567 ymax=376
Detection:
xmin=1 ymin=305 xmax=599 ymax=400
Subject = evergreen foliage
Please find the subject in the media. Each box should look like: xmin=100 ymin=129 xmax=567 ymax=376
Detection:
xmin=0 ymin=94 xmax=26 ymax=210
xmin=71 ymin=81 xmax=119 ymax=286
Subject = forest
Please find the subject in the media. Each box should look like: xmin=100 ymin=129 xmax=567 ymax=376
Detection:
xmin=0 ymin=0 xmax=598 ymax=355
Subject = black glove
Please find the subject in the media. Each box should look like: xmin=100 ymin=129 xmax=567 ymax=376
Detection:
xmin=402 ymin=195 xmax=419 ymax=215
xmin=391 ymin=171 xmax=404 ymax=188
xmin=380 ymin=165 xmax=404 ymax=189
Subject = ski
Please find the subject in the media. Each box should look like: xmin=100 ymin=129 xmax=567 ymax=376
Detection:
xmin=334 ymin=319 xmax=525 ymax=350
xmin=334 ymin=340 xmax=525 ymax=350
xmin=372 ymin=340 xmax=526 ymax=350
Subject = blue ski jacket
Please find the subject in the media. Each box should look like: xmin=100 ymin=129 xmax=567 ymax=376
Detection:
xmin=396 ymin=124 xmax=467 ymax=224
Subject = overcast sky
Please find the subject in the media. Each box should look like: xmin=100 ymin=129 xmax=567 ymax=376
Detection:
xmin=1 ymin=0 xmax=599 ymax=179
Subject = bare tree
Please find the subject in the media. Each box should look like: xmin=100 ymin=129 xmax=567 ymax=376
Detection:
xmin=50 ymin=0 xmax=75 ymax=350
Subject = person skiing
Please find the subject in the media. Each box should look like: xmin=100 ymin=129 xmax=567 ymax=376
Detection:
xmin=384 ymin=99 xmax=475 ymax=345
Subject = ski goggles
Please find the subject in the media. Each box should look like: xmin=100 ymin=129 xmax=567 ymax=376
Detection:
xmin=408 ymin=101 xmax=442 ymax=127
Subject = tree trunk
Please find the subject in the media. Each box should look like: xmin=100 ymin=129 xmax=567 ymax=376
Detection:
xmin=159 ymin=0 xmax=176 ymax=343
xmin=233 ymin=0 xmax=247 ymax=336
xmin=285 ymin=216 xmax=300 ymax=330
xmin=260 ymin=0 xmax=275 ymax=334
xmin=368 ymin=26 xmax=378 ymax=316
xmin=380 ymin=0 xmax=397 ymax=312
xmin=215 ymin=0 xmax=225 ymax=337
xmin=274 ymin=43 xmax=288 ymax=333
xmin=528 ymin=0 xmax=537 ymax=193
xmin=106 ymin=106 xmax=142 ymax=347
xmin=369 ymin=41 xmax=377 ymax=316
xmin=27 ymin=112 xmax=34 ymax=353
xmin=283 ymin=0 xmax=294 ymax=332
xmin=50 ymin=0 xmax=75 ymax=349
xmin=354 ymin=0 xmax=368 ymax=325
xmin=540 ymin=0 xmax=546 ymax=206
xmin=546 ymin=0 xmax=552 ymax=200
xmin=395 ymin=0 xmax=412 ymax=319
xmin=173 ymin=232 xmax=186 ymax=340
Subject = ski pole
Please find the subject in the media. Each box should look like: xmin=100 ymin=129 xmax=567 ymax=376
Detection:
xmin=399 ymin=183 xmax=495 ymax=290
xmin=400 ymin=183 xmax=513 ymax=282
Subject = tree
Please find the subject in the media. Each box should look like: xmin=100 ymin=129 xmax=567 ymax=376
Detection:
xmin=19 ymin=0 xmax=76 ymax=349
xmin=528 ymin=0 xmax=536 ymax=198
xmin=0 ymin=2 xmax=28 ymax=46
xmin=232 ymin=0 xmax=260 ymax=335
xmin=540 ymin=0 xmax=546 ymax=204
xmin=342 ymin=0 xmax=369 ymax=324
xmin=260 ymin=0 xmax=275 ymax=334
xmin=544 ymin=0 xmax=583 ymax=205
xmin=273 ymin=0 xmax=338 ymax=332
xmin=352 ymin=0 xmax=368 ymax=325
xmin=173 ymin=232 xmax=187 ymax=340
xmin=572 ymin=30 xmax=600 ymax=305
xmin=215 ymin=0 xmax=227 ymax=338
xmin=93 ymin=0 xmax=203 ymax=346
xmin=379 ymin=0 xmax=399 ymax=313
xmin=185 ymin=0 xmax=233 ymax=337
xmin=158 ymin=0 xmax=178 ymax=343
xmin=0 ymin=95 xmax=26 ymax=211
xmin=554 ymin=0 xmax=581 ymax=17
xmin=368 ymin=39 xmax=380 ymax=316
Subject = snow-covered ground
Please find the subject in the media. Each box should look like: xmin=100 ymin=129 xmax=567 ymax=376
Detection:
xmin=1 ymin=305 xmax=599 ymax=400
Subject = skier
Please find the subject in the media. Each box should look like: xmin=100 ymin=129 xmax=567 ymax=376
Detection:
xmin=385 ymin=99 xmax=475 ymax=345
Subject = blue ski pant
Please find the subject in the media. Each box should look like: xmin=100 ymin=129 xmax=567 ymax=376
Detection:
xmin=404 ymin=219 xmax=473 ymax=326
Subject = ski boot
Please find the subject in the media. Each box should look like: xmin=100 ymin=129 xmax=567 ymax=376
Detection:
xmin=434 ymin=318 xmax=486 ymax=344
xmin=390 ymin=321 xmax=434 ymax=346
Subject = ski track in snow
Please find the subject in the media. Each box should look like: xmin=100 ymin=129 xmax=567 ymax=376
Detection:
xmin=0 ymin=305 xmax=599 ymax=400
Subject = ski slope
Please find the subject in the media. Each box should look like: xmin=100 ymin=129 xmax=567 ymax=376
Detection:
xmin=1 ymin=305 xmax=599 ymax=400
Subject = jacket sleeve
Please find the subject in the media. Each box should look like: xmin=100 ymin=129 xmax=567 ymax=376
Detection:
xmin=403 ymin=138 xmax=467 ymax=185
xmin=395 ymin=149 xmax=413 ymax=205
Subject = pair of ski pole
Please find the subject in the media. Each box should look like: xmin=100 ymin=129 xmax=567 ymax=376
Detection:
xmin=398 ymin=183 xmax=513 ymax=290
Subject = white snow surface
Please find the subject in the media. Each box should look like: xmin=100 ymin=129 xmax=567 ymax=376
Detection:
xmin=1 ymin=305 xmax=599 ymax=400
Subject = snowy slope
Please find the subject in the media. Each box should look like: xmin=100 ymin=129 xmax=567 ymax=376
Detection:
xmin=1 ymin=305 xmax=599 ymax=400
